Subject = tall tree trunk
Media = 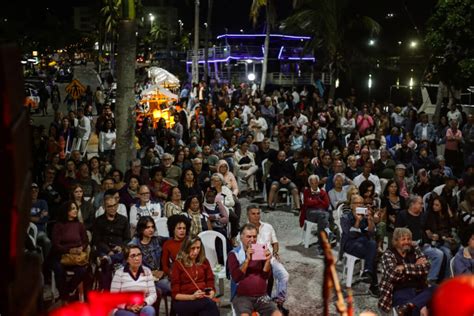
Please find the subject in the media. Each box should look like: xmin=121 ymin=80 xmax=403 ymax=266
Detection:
xmin=114 ymin=19 xmax=137 ymax=172
xmin=203 ymin=0 xmax=213 ymax=83
xmin=192 ymin=0 xmax=200 ymax=83
xmin=328 ymin=59 xmax=336 ymax=100
xmin=261 ymin=5 xmax=270 ymax=93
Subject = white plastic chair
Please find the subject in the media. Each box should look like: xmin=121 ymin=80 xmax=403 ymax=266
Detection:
xmin=198 ymin=230 xmax=227 ymax=296
xmin=422 ymin=192 xmax=432 ymax=213
xmin=341 ymin=253 xmax=365 ymax=288
xmin=302 ymin=220 xmax=319 ymax=248
xmin=380 ymin=178 xmax=388 ymax=194
xmin=155 ymin=217 xmax=169 ymax=238
xmin=262 ymin=158 xmax=269 ymax=202
xmin=449 ymin=257 xmax=455 ymax=277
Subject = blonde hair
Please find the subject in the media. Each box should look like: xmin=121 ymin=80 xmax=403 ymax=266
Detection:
xmin=346 ymin=185 xmax=359 ymax=202
xmin=176 ymin=236 xmax=206 ymax=267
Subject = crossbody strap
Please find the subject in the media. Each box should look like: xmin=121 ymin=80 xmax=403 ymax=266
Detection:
xmin=176 ymin=260 xmax=201 ymax=291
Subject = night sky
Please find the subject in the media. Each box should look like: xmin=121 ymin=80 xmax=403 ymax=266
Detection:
xmin=1 ymin=0 xmax=435 ymax=45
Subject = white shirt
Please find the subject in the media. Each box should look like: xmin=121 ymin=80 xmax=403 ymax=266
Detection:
xmin=256 ymin=221 xmax=278 ymax=255
xmin=292 ymin=91 xmax=300 ymax=104
xmin=95 ymin=203 xmax=128 ymax=219
xmin=99 ymin=130 xmax=116 ymax=152
xmin=129 ymin=201 xmax=162 ymax=231
xmin=292 ymin=114 xmax=309 ymax=134
xmin=353 ymin=173 xmax=382 ymax=196
xmin=77 ymin=115 xmax=91 ymax=140
xmin=249 ymin=117 xmax=268 ymax=142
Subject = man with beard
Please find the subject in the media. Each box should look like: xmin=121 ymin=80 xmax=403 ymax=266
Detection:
xmin=378 ymin=228 xmax=434 ymax=316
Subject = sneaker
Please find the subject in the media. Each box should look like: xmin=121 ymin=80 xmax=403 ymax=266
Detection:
xmin=360 ymin=270 xmax=373 ymax=284
xmin=369 ymin=285 xmax=380 ymax=298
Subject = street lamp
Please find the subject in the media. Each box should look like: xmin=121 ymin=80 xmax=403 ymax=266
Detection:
xmin=368 ymin=74 xmax=372 ymax=100
xmin=368 ymin=39 xmax=375 ymax=46
xmin=248 ymin=73 xmax=256 ymax=81
xmin=409 ymin=40 xmax=417 ymax=48
xmin=149 ymin=13 xmax=155 ymax=26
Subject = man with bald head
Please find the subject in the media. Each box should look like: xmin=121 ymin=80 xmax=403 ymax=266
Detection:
xmin=340 ymin=194 xmax=379 ymax=296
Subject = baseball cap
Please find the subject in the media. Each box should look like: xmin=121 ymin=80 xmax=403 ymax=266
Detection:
xmin=31 ymin=183 xmax=39 ymax=188
xmin=395 ymin=164 xmax=406 ymax=170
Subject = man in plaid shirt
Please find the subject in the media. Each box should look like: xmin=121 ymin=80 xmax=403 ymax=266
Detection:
xmin=378 ymin=228 xmax=435 ymax=316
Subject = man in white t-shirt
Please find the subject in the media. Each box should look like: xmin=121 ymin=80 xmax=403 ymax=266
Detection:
xmin=247 ymin=205 xmax=289 ymax=315
xmin=95 ymin=189 xmax=128 ymax=219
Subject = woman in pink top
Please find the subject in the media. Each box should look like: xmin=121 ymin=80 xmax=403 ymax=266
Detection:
xmin=356 ymin=105 xmax=375 ymax=135
xmin=445 ymin=119 xmax=463 ymax=173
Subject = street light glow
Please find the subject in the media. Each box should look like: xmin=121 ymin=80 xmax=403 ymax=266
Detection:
xmin=248 ymin=73 xmax=256 ymax=81
xmin=410 ymin=41 xmax=418 ymax=48
xmin=368 ymin=74 xmax=372 ymax=89
xmin=149 ymin=14 xmax=155 ymax=22
xmin=368 ymin=39 xmax=375 ymax=46
xmin=335 ymin=78 xmax=340 ymax=88
xmin=409 ymin=77 xmax=414 ymax=89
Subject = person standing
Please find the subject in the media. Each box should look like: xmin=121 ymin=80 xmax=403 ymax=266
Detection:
xmin=94 ymin=86 xmax=105 ymax=115
xmin=73 ymin=108 xmax=91 ymax=155
xmin=51 ymin=85 xmax=61 ymax=114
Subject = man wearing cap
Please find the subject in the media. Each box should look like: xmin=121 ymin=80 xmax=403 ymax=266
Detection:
xmin=394 ymin=164 xmax=414 ymax=199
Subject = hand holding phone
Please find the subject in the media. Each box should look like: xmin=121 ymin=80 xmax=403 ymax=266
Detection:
xmin=204 ymin=287 xmax=212 ymax=295
xmin=251 ymin=243 xmax=267 ymax=261
xmin=355 ymin=207 xmax=368 ymax=216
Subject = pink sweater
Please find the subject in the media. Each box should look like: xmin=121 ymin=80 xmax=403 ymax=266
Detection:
xmin=356 ymin=114 xmax=374 ymax=135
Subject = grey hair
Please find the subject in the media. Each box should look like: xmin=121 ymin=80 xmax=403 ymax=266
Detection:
xmin=211 ymin=173 xmax=225 ymax=185
xmin=162 ymin=153 xmax=174 ymax=163
xmin=333 ymin=173 xmax=346 ymax=184
xmin=436 ymin=155 xmax=445 ymax=162
xmin=407 ymin=195 xmax=422 ymax=208
xmin=392 ymin=227 xmax=412 ymax=245
xmin=308 ymin=174 xmax=320 ymax=185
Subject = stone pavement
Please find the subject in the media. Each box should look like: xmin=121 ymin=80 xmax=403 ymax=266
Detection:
xmin=207 ymin=196 xmax=380 ymax=316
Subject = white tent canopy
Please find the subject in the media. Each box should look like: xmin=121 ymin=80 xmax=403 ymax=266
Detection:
xmin=148 ymin=67 xmax=180 ymax=87
xmin=141 ymin=85 xmax=178 ymax=100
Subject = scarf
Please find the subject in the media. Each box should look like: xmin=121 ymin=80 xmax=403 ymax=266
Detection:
xmin=188 ymin=209 xmax=203 ymax=237
xmin=128 ymin=188 xmax=138 ymax=199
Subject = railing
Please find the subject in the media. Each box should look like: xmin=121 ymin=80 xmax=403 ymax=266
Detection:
xmin=202 ymin=71 xmax=314 ymax=86
xmin=186 ymin=45 xmax=314 ymax=62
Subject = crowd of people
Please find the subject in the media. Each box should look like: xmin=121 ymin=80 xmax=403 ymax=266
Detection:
xmin=27 ymin=77 xmax=474 ymax=316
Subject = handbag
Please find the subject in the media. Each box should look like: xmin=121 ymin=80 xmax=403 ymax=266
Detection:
xmin=176 ymin=260 xmax=220 ymax=305
xmin=60 ymin=251 xmax=89 ymax=266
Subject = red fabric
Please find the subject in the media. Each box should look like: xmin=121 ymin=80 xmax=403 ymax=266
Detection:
xmin=170 ymin=259 xmax=215 ymax=299
xmin=228 ymin=252 xmax=270 ymax=297
xmin=299 ymin=187 xmax=330 ymax=227
xmin=161 ymin=239 xmax=183 ymax=276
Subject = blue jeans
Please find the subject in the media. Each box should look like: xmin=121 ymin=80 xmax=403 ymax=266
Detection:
xmin=155 ymin=278 xmax=171 ymax=295
xmin=422 ymin=245 xmax=445 ymax=281
xmin=115 ymin=306 xmax=155 ymax=316
xmin=393 ymin=286 xmax=436 ymax=315
xmin=271 ymin=258 xmax=289 ymax=302
xmin=344 ymin=236 xmax=377 ymax=277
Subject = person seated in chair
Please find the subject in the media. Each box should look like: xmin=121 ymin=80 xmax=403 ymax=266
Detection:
xmin=340 ymin=194 xmax=379 ymax=297
xmin=228 ymin=223 xmax=282 ymax=316
xmin=247 ymin=206 xmax=289 ymax=315
xmin=453 ymin=224 xmax=474 ymax=276
xmin=267 ymin=150 xmax=300 ymax=212
xmin=111 ymin=245 xmax=157 ymax=316
xmin=378 ymin=228 xmax=434 ymax=316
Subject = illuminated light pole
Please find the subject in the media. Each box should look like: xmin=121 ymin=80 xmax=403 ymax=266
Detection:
xmin=335 ymin=78 xmax=340 ymax=88
xmin=409 ymin=40 xmax=418 ymax=48
xmin=368 ymin=74 xmax=372 ymax=101
xmin=149 ymin=13 xmax=155 ymax=27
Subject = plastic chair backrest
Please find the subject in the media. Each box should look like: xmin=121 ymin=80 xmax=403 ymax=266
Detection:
xmin=155 ymin=217 xmax=169 ymax=238
xmin=198 ymin=230 xmax=227 ymax=268
xmin=422 ymin=192 xmax=432 ymax=212
xmin=28 ymin=222 xmax=38 ymax=247
xmin=449 ymin=256 xmax=455 ymax=277
xmin=261 ymin=158 xmax=271 ymax=179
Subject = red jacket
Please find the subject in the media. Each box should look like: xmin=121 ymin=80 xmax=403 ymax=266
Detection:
xmin=299 ymin=187 xmax=330 ymax=227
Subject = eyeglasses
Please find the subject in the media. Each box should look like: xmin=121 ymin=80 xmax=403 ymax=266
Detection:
xmin=129 ymin=253 xmax=142 ymax=259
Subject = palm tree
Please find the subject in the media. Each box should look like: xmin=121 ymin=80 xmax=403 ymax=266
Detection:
xmin=100 ymin=0 xmax=122 ymax=76
xmin=250 ymin=0 xmax=277 ymax=93
xmin=282 ymin=0 xmax=380 ymax=99
xmin=114 ymin=0 xmax=137 ymax=172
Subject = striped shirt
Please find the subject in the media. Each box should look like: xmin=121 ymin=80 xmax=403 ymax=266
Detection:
xmin=111 ymin=265 xmax=157 ymax=307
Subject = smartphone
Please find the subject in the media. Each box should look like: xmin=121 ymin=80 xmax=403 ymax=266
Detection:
xmin=251 ymin=243 xmax=267 ymax=261
xmin=204 ymin=287 xmax=212 ymax=295
xmin=355 ymin=207 xmax=368 ymax=216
